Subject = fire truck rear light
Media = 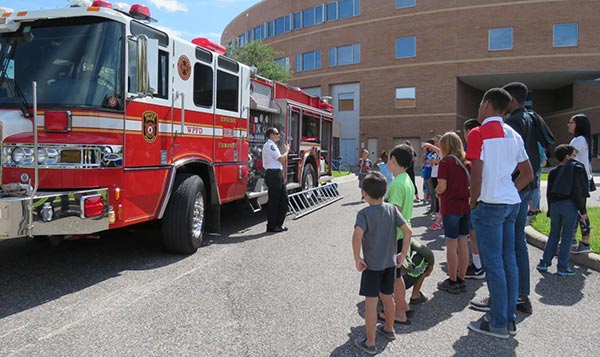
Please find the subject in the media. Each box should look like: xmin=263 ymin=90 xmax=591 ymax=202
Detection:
xmin=91 ymin=1 xmax=113 ymax=8
xmin=45 ymin=111 xmax=72 ymax=132
xmin=81 ymin=195 xmax=104 ymax=218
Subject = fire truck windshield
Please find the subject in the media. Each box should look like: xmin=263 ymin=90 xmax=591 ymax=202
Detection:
xmin=0 ymin=17 xmax=124 ymax=111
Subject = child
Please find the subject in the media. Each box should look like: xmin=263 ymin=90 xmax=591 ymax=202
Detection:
xmin=436 ymin=132 xmax=471 ymax=293
xmin=352 ymin=172 xmax=412 ymax=354
xmin=384 ymin=144 xmax=416 ymax=324
xmin=358 ymin=149 xmax=373 ymax=201
xmin=537 ymin=144 xmax=589 ymax=276
xmin=376 ymin=151 xmax=394 ymax=186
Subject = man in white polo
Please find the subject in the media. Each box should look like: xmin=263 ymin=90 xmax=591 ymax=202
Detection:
xmin=262 ymin=127 xmax=290 ymax=233
xmin=466 ymin=88 xmax=533 ymax=338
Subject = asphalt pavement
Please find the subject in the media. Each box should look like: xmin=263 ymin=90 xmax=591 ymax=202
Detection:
xmin=0 ymin=176 xmax=598 ymax=356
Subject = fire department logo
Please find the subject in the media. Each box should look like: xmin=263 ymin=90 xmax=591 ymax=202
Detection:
xmin=177 ymin=55 xmax=191 ymax=81
xmin=142 ymin=110 xmax=158 ymax=143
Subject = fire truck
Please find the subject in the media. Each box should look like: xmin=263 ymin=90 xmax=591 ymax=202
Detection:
xmin=0 ymin=2 xmax=334 ymax=253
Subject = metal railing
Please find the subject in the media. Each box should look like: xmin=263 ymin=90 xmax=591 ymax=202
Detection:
xmin=287 ymin=183 xmax=342 ymax=219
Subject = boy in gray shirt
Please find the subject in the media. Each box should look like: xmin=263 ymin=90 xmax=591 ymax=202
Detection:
xmin=352 ymin=172 xmax=412 ymax=354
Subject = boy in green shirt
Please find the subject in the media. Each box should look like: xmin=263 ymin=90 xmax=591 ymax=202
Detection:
xmin=384 ymin=144 xmax=416 ymax=324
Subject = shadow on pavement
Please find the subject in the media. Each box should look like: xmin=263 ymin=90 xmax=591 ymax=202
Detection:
xmin=534 ymin=266 xmax=587 ymax=306
xmin=0 ymin=226 xmax=186 ymax=320
xmin=452 ymin=333 xmax=518 ymax=356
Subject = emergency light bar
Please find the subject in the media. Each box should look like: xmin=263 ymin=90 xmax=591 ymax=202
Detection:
xmin=91 ymin=0 xmax=113 ymax=8
xmin=192 ymin=38 xmax=226 ymax=55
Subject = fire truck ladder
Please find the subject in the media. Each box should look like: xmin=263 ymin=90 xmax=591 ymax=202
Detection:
xmin=287 ymin=183 xmax=343 ymax=219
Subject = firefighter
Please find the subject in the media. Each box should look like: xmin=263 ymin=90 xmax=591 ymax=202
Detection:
xmin=262 ymin=127 xmax=290 ymax=233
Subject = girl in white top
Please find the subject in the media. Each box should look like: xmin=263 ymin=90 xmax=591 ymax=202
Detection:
xmin=567 ymin=114 xmax=593 ymax=254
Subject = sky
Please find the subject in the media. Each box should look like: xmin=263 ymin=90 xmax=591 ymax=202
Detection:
xmin=0 ymin=0 xmax=262 ymax=43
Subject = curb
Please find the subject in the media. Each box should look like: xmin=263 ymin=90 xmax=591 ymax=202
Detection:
xmin=525 ymin=226 xmax=600 ymax=272
xmin=332 ymin=173 xmax=357 ymax=184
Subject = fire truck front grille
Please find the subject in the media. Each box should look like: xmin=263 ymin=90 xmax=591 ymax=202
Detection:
xmin=2 ymin=144 xmax=123 ymax=169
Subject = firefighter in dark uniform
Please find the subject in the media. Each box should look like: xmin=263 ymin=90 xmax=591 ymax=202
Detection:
xmin=262 ymin=127 xmax=290 ymax=233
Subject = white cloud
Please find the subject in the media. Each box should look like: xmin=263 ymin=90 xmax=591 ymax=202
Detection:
xmin=148 ymin=0 xmax=187 ymax=12
xmin=155 ymin=25 xmax=184 ymax=38
xmin=0 ymin=6 xmax=15 ymax=13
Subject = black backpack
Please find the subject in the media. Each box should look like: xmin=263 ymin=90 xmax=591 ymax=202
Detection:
xmin=528 ymin=111 xmax=555 ymax=149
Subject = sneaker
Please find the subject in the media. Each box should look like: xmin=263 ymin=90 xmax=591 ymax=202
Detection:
xmin=536 ymin=260 xmax=551 ymax=272
xmin=409 ymin=292 xmax=429 ymax=305
xmin=572 ymin=240 xmax=579 ymax=248
xmin=438 ymin=278 xmax=461 ymax=294
xmin=424 ymin=209 xmax=433 ymax=215
xmin=354 ymin=338 xmax=377 ymax=355
xmin=468 ymin=317 xmax=509 ymax=339
xmin=516 ymin=296 xmax=533 ymax=315
xmin=483 ymin=315 xmax=517 ymax=336
xmin=571 ymin=243 xmax=591 ymax=254
xmin=376 ymin=323 xmax=396 ymax=341
xmin=429 ymin=222 xmax=442 ymax=230
xmin=470 ymin=296 xmax=491 ymax=312
xmin=458 ymin=279 xmax=467 ymax=293
xmin=556 ymin=267 xmax=577 ymax=276
xmin=465 ymin=264 xmax=486 ymax=280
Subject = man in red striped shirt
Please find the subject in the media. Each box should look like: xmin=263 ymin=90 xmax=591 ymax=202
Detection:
xmin=466 ymin=88 xmax=533 ymax=338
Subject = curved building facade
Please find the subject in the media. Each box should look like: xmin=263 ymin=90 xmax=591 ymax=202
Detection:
xmin=223 ymin=0 xmax=600 ymax=166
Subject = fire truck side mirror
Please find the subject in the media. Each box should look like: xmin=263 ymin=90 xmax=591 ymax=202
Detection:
xmin=135 ymin=35 xmax=158 ymax=97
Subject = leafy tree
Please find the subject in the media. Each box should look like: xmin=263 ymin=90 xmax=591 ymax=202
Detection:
xmin=228 ymin=41 xmax=292 ymax=83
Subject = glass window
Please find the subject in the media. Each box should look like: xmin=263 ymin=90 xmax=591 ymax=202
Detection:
xmin=284 ymin=15 xmax=291 ymax=32
xmin=193 ymin=63 xmax=213 ymax=108
xmin=302 ymin=114 xmax=321 ymax=141
xmin=326 ymin=2 xmax=337 ymax=21
xmin=315 ymin=5 xmax=324 ymax=24
xmin=267 ymin=21 xmax=274 ymax=37
xmin=354 ymin=0 xmax=361 ymax=16
xmin=216 ymin=70 xmax=238 ymax=112
xmin=395 ymin=87 xmax=416 ymax=108
xmin=156 ymin=50 xmax=169 ymax=99
xmin=296 ymin=51 xmax=321 ymax=71
xmin=293 ymin=12 xmax=302 ymax=30
xmin=395 ymin=36 xmax=416 ymax=58
xmin=275 ymin=57 xmax=290 ymax=68
xmin=329 ymin=43 xmax=361 ymax=66
xmin=488 ymin=27 xmax=513 ymax=51
xmin=339 ymin=0 xmax=354 ymax=19
xmin=553 ymin=23 xmax=578 ymax=47
xmin=303 ymin=8 xmax=315 ymax=28
xmin=275 ymin=16 xmax=285 ymax=35
xmin=238 ymin=33 xmax=246 ymax=47
xmin=254 ymin=25 xmax=263 ymax=41
xmin=338 ymin=92 xmax=354 ymax=111
xmin=396 ymin=0 xmax=415 ymax=8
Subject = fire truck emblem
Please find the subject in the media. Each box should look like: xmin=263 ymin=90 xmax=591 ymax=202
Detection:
xmin=177 ymin=55 xmax=191 ymax=81
xmin=108 ymin=96 xmax=118 ymax=108
xmin=142 ymin=110 xmax=158 ymax=143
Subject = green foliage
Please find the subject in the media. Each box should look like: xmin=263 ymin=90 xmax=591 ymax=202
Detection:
xmin=228 ymin=41 xmax=292 ymax=83
xmin=530 ymin=207 xmax=599 ymax=253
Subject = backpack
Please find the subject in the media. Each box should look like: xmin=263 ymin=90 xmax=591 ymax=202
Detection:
xmin=528 ymin=111 xmax=555 ymax=149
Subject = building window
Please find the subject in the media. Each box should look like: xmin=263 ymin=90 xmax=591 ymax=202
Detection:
xmin=315 ymin=5 xmax=324 ymax=24
xmin=293 ymin=11 xmax=302 ymax=30
xmin=488 ymin=27 xmax=513 ymax=51
xmin=329 ymin=43 xmax=360 ymax=67
xmin=553 ymin=23 xmax=578 ymax=47
xmin=296 ymin=50 xmax=321 ymax=72
xmin=338 ymin=92 xmax=354 ymax=111
xmin=275 ymin=16 xmax=286 ymax=35
xmin=303 ymin=7 xmax=315 ymax=27
xmin=396 ymin=0 xmax=415 ymax=8
xmin=395 ymin=87 xmax=415 ymax=108
xmin=267 ymin=21 xmax=274 ymax=37
xmin=254 ymin=24 xmax=264 ymax=41
xmin=275 ymin=57 xmax=290 ymax=69
xmin=339 ymin=0 xmax=360 ymax=19
xmin=326 ymin=2 xmax=338 ymax=21
xmin=395 ymin=36 xmax=416 ymax=58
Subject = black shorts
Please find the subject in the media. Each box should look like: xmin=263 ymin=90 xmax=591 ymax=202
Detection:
xmin=359 ymin=267 xmax=395 ymax=297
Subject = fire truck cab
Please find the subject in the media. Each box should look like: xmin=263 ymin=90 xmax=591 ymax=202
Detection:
xmin=0 ymin=2 xmax=333 ymax=253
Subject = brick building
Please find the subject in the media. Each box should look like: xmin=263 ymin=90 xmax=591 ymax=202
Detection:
xmin=223 ymin=0 xmax=600 ymax=168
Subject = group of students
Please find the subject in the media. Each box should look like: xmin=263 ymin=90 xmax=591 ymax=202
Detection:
xmin=351 ymin=82 xmax=593 ymax=353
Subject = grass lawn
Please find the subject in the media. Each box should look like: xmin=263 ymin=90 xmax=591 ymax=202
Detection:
xmin=530 ymin=207 xmax=600 ymax=254
xmin=540 ymin=172 xmax=548 ymax=181
xmin=332 ymin=170 xmax=352 ymax=179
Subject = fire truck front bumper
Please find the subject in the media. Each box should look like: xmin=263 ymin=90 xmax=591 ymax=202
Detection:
xmin=0 ymin=189 xmax=110 ymax=240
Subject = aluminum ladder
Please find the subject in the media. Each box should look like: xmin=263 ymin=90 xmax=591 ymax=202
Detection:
xmin=287 ymin=183 xmax=343 ymax=219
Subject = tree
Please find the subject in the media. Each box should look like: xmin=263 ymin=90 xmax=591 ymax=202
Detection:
xmin=228 ymin=41 xmax=292 ymax=83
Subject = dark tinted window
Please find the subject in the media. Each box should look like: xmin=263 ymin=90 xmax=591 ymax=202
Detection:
xmin=194 ymin=63 xmax=213 ymax=107
xmin=195 ymin=47 xmax=213 ymax=63
xmin=217 ymin=70 xmax=238 ymax=112
xmin=218 ymin=56 xmax=239 ymax=73
xmin=156 ymin=50 xmax=168 ymax=99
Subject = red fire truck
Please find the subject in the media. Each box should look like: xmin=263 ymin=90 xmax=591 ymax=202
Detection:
xmin=0 ymin=2 xmax=334 ymax=253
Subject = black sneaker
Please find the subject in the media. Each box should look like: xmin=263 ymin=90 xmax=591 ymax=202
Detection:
xmin=468 ymin=317 xmax=509 ymax=339
xmin=465 ymin=264 xmax=486 ymax=280
xmin=457 ymin=278 xmax=467 ymax=293
xmin=516 ymin=296 xmax=533 ymax=315
xmin=437 ymin=278 xmax=461 ymax=294
xmin=354 ymin=338 xmax=377 ymax=355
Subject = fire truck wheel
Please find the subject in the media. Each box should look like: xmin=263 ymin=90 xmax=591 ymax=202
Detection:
xmin=302 ymin=164 xmax=317 ymax=193
xmin=162 ymin=174 xmax=206 ymax=254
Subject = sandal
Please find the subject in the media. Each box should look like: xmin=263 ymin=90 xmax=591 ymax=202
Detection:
xmin=378 ymin=310 xmax=414 ymax=322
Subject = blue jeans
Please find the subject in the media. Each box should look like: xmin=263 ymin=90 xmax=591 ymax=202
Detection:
xmin=541 ymin=200 xmax=578 ymax=271
xmin=531 ymin=173 xmax=542 ymax=210
xmin=472 ymin=202 xmax=520 ymax=329
xmin=515 ymin=189 xmax=532 ymax=296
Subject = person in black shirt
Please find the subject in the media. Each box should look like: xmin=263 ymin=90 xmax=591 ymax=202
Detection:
xmin=536 ymin=145 xmax=589 ymax=276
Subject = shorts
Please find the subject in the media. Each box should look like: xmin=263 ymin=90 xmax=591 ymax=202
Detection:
xmin=359 ymin=267 xmax=395 ymax=297
xmin=442 ymin=214 xmax=471 ymax=239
